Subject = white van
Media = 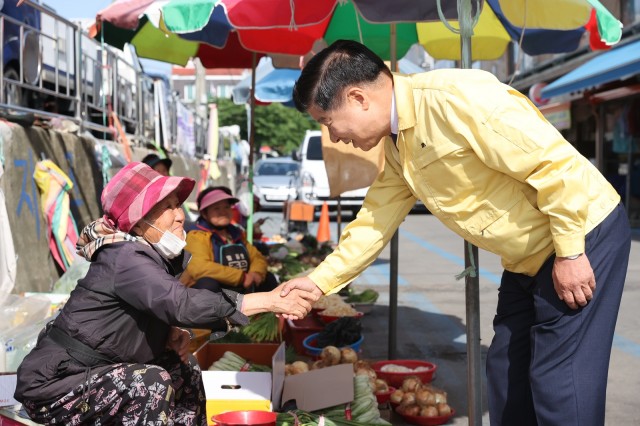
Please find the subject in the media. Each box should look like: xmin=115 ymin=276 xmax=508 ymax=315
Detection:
xmin=294 ymin=130 xmax=369 ymax=215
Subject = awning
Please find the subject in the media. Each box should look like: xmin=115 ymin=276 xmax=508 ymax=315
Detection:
xmin=541 ymin=38 xmax=640 ymax=99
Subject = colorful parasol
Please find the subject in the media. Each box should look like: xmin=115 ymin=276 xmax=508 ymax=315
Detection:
xmin=92 ymin=0 xmax=621 ymax=66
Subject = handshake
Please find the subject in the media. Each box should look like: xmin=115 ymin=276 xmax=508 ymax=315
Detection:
xmin=240 ymin=276 xmax=324 ymax=320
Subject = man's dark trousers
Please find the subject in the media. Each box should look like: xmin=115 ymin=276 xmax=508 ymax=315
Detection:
xmin=487 ymin=204 xmax=631 ymax=426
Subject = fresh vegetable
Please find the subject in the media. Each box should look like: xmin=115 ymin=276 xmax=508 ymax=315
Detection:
xmin=207 ymin=351 xmax=271 ymax=372
xmin=276 ymin=410 xmax=390 ymax=425
xmin=346 ymin=289 xmax=379 ymax=304
xmin=320 ymin=346 xmax=341 ymax=366
xmin=340 ymin=348 xmax=358 ymax=364
xmin=241 ymin=312 xmax=282 ymax=342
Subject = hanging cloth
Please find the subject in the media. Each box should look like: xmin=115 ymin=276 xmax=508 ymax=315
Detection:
xmin=33 ymin=159 xmax=81 ymax=272
xmin=0 ymin=161 xmax=17 ymax=305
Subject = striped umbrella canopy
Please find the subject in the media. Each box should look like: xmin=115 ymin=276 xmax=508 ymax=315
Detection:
xmin=92 ymin=0 xmax=621 ymax=66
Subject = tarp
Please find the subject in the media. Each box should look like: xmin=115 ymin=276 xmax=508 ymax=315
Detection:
xmin=0 ymin=161 xmax=17 ymax=305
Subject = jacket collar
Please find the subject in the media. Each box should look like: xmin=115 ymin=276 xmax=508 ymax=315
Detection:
xmin=391 ymin=73 xmax=417 ymax=133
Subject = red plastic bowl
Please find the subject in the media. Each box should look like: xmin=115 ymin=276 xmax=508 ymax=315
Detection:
xmin=211 ymin=410 xmax=277 ymax=426
xmin=317 ymin=310 xmax=364 ymax=324
xmin=371 ymin=359 xmax=437 ymax=387
xmin=375 ymin=386 xmax=396 ymax=404
xmin=396 ymin=407 xmax=456 ymax=426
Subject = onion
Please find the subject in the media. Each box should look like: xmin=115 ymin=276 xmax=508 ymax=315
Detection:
xmin=398 ymin=403 xmax=420 ymax=417
xmin=353 ymin=360 xmax=371 ymax=371
xmin=355 ymin=367 xmax=377 ymax=381
xmin=419 ymin=406 xmax=439 ymax=417
xmin=401 ymin=376 xmax=422 ymax=393
xmin=291 ymin=361 xmax=309 ymax=375
xmin=415 ymin=388 xmax=436 ymax=407
xmin=437 ymin=403 xmax=452 ymax=416
xmin=434 ymin=390 xmax=448 ymax=404
xmin=340 ymin=348 xmax=358 ymax=364
xmin=401 ymin=391 xmax=416 ymax=406
xmin=374 ymin=379 xmax=389 ymax=393
xmin=320 ymin=346 xmax=341 ymax=366
xmin=310 ymin=360 xmax=325 ymax=370
xmin=390 ymin=389 xmax=404 ymax=405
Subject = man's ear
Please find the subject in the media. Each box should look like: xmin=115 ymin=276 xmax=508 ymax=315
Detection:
xmin=346 ymin=86 xmax=369 ymax=110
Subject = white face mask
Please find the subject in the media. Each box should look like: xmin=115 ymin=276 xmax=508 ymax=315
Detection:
xmin=145 ymin=222 xmax=186 ymax=259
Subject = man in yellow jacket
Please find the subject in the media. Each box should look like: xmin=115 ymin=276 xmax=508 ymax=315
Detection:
xmin=282 ymin=40 xmax=631 ymax=425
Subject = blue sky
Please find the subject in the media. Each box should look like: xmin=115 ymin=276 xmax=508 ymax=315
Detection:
xmin=44 ymin=0 xmax=171 ymax=75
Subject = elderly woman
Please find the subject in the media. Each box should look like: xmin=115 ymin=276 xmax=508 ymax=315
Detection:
xmin=14 ymin=163 xmax=312 ymax=425
xmin=182 ymin=187 xmax=277 ymax=293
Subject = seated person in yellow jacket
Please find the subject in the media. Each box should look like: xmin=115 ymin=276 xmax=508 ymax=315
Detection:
xmin=183 ymin=186 xmax=278 ymax=293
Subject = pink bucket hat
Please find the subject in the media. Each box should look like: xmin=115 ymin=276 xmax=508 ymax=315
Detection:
xmin=101 ymin=162 xmax=195 ymax=233
xmin=198 ymin=189 xmax=239 ymax=213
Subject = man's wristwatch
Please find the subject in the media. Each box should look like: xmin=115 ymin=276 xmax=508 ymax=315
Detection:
xmin=564 ymin=253 xmax=582 ymax=260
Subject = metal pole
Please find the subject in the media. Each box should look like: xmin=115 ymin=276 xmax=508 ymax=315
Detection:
xmin=459 ymin=0 xmax=482 ymax=424
xmin=388 ymin=22 xmax=399 ymax=360
xmin=336 ymin=197 xmax=342 ymax=240
xmin=247 ymin=52 xmax=257 ymax=243
xmin=74 ymin=25 xmax=83 ymax=125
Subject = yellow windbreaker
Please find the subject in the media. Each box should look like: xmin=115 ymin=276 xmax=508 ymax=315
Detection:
xmin=309 ymin=69 xmax=620 ymax=294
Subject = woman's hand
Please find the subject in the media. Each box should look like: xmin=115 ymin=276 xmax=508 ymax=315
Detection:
xmin=241 ymin=283 xmax=316 ymax=319
xmin=243 ymin=271 xmax=264 ymax=288
xmin=166 ymin=326 xmax=191 ymax=363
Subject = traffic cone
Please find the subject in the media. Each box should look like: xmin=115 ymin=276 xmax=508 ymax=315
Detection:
xmin=316 ymin=202 xmax=331 ymax=243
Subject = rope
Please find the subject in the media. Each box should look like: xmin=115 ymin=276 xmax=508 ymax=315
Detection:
xmin=355 ymin=6 xmax=363 ymax=44
xmin=508 ymin=0 xmax=528 ymax=86
xmin=288 ymin=0 xmax=297 ymax=30
xmin=455 ymin=241 xmax=478 ymax=280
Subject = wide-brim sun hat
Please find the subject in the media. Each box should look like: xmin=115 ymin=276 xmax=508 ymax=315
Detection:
xmin=101 ymin=162 xmax=195 ymax=233
xmin=198 ymin=189 xmax=240 ymax=213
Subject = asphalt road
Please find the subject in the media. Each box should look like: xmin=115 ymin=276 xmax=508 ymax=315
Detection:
xmin=257 ymin=208 xmax=640 ymax=426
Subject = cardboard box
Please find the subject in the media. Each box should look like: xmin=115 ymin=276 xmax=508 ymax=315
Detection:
xmin=195 ymin=343 xmax=354 ymax=424
xmin=0 ymin=374 xmax=18 ymax=407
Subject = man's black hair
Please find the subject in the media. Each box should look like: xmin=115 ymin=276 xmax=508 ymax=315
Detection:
xmin=292 ymin=40 xmax=391 ymax=113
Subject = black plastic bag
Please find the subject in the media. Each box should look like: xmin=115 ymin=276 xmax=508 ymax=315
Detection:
xmin=316 ymin=317 xmax=362 ymax=347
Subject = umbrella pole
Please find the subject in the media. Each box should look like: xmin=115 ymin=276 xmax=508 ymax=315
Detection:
xmin=388 ymin=23 xmax=399 ymax=361
xmin=247 ymin=53 xmax=257 ymax=243
xmin=459 ymin=0 xmax=483 ymax=424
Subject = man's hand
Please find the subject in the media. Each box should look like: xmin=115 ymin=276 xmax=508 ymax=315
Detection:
xmin=552 ymin=254 xmax=595 ymax=310
xmin=278 ymin=277 xmax=323 ymax=320
xmin=165 ymin=326 xmax=191 ymax=363
xmin=240 ymin=283 xmax=316 ymax=319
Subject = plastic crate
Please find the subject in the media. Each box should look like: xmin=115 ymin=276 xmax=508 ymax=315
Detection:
xmin=287 ymin=201 xmax=315 ymax=222
xmin=286 ymin=316 xmax=324 ymax=355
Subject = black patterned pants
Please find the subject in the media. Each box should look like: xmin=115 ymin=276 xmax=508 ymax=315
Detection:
xmin=23 ymin=351 xmax=207 ymax=426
